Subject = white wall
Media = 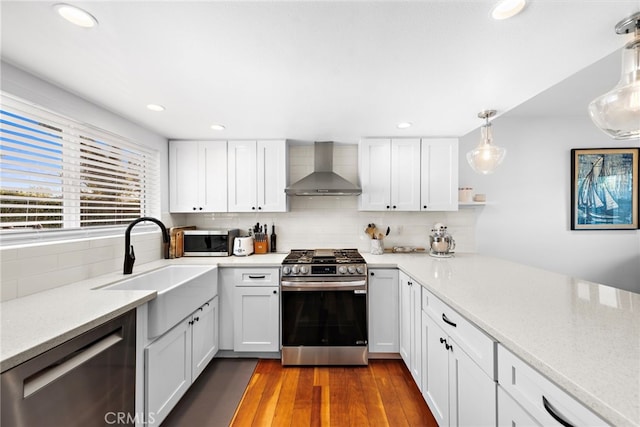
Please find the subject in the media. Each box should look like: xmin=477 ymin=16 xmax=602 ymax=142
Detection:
xmin=459 ymin=115 xmax=640 ymax=293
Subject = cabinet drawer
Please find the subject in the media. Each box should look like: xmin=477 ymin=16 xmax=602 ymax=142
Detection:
xmin=233 ymin=268 xmax=280 ymax=286
xmin=422 ymin=287 xmax=495 ymax=379
xmin=498 ymin=385 xmax=541 ymax=426
xmin=497 ymin=345 xmax=609 ymax=426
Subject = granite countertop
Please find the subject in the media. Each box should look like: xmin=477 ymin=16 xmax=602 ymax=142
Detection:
xmin=1 ymin=252 xmax=638 ymax=426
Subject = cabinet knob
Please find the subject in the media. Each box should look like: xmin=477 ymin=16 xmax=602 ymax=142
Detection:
xmin=188 ymin=320 xmax=194 ymax=325
xmin=258 ymin=206 xmax=262 ymax=210
xmin=199 ymin=207 xmax=203 ymax=210
xmin=392 ymin=205 xmax=397 ymax=209
xmin=252 ymin=207 xmax=256 ymax=210
xmin=439 ymin=337 xmax=445 ymax=344
xmin=386 ymin=205 xmax=390 ymax=209
xmin=370 ymin=271 xmax=375 ymax=276
xmin=194 ymin=317 xmax=199 ymax=322
xmin=192 ymin=207 xmax=196 ymax=211
xmin=423 ymin=205 xmax=427 ymax=209
xmin=273 ymin=290 xmax=277 ymax=294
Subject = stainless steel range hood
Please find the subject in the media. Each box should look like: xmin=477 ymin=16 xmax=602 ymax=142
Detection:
xmin=285 ymin=141 xmax=361 ymax=196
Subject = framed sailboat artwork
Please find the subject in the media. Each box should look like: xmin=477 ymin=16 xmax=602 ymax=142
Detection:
xmin=571 ymin=147 xmax=639 ymax=230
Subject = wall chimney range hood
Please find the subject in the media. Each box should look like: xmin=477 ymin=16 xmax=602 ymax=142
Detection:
xmin=285 ymin=141 xmax=362 ymax=196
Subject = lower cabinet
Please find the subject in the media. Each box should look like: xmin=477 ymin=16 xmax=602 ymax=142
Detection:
xmin=399 ymin=271 xmax=422 ymax=388
xmin=422 ymin=311 xmax=496 ymax=426
xmin=368 ymin=268 xmax=399 ymax=353
xmin=220 ymin=267 xmax=280 ymax=353
xmin=145 ymin=297 xmax=218 ymax=425
xmin=497 ymin=344 xmax=608 ymax=426
xmin=233 ymin=285 xmax=279 ymax=352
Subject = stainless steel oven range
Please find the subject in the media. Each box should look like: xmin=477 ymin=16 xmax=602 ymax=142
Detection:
xmin=280 ymin=249 xmax=368 ymax=366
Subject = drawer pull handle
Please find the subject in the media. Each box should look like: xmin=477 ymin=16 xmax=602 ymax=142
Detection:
xmin=248 ymin=275 xmax=266 ymax=279
xmin=442 ymin=313 xmax=457 ymax=327
xmin=542 ymin=396 xmax=575 ymax=427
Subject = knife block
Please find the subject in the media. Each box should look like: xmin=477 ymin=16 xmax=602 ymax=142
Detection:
xmin=254 ymin=240 xmax=268 ymax=254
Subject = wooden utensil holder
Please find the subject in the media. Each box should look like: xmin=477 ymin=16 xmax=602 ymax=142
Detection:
xmin=254 ymin=240 xmax=268 ymax=254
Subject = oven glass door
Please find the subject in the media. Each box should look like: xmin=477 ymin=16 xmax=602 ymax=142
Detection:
xmin=281 ymin=289 xmax=367 ymax=347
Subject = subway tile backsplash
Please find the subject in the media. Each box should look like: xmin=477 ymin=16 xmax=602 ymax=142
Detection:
xmin=0 ymin=144 xmax=478 ymax=301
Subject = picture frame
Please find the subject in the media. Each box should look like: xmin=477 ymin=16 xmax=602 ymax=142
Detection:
xmin=571 ymin=147 xmax=639 ymax=230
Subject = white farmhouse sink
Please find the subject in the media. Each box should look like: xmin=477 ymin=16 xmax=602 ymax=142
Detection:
xmin=103 ymin=265 xmax=217 ymax=338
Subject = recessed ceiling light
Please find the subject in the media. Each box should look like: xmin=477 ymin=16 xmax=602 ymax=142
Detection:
xmin=210 ymin=124 xmax=226 ymax=131
xmin=54 ymin=4 xmax=98 ymax=28
xmin=491 ymin=0 xmax=526 ymax=20
xmin=397 ymin=122 xmax=412 ymax=129
xmin=146 ymin=104 xmax=165 ymax=112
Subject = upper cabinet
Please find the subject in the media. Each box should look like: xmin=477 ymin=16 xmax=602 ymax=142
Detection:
xmin=228 ymin=140 xmax=287 ymax=212
xmin=421 ymin=138 xmax=458 ymax=211
xmin=169 ymin=140 xmax=227 ymax=213
xmin=359 ymin=138 xmax=421 ymax=211
xmin=359 ymin=138 xmax=459 ymax=212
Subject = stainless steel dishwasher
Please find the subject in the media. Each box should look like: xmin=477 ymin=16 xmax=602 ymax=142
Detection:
xmin=1 ymin=309 xmax=136 ymax=426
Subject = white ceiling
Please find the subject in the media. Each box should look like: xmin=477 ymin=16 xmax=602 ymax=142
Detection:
xmin=1 ymin=1 xmax=638 ymax=143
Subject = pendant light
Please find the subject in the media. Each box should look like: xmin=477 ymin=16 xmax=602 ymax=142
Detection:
xmin=466 ymin=110 xmax=507 ymax=174
xmin=588 ymin=12 xmax=640 ymax=140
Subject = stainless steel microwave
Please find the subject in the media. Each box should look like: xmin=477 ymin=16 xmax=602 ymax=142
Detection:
xmin=182 ymin=229 xmax=239 ymax=256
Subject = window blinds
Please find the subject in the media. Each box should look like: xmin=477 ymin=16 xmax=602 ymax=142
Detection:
xmin=0 ymin=92 xmax=160 ymax=233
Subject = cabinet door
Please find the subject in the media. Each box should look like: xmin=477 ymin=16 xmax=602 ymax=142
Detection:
xmin=191 ymin=297 xmax=219 ymax=382
xmin=257 ymin=140 xmax=287 ymax=212
xmin=409 ymin=280 xmax=422 ymax=388
xmin=449 ymin=340 xmax=496 ymax=427
xmin=497 ymin=386 xmax=541 ymax=427
xmin=359 ymin=139 xmax=392 ymax=210
xmin=218 ymin=269 xmax=235 ymax=350
xmin=368 ymin=269 xmax=399 ymax=353
xmin=421 ymin=138 xmax=459 ymax=211
xmin=228 ymin=140 xmax=257 ymax=212
xmin=398 ymin=272 xmax=412 ymax=364
xmin=169 ymin=141 xmax=200 ymax=212
xmin=421 ymin=311 xmax=450 ymax=427
xmin=200 ymin=141 xmax=228 ymax=212
xmin=391 ymin=139 xmax=421 ymax=211
xmin=145 ymin=319 xmax=192 ymax=425
xmin=233 ymin=286 xmax=279 ymax=352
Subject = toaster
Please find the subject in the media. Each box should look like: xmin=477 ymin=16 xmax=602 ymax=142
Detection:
xmin=233 ymin=236 xmax=254 ymax=256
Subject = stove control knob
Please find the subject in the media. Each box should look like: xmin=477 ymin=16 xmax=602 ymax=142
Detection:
xmin=300 ymin=266 xmax=309 ymax=275
xmin=356 ymin=266 xmax=364 ymax=274
xmin=282 ymin=266 xmax=291 ymax=275
xmin=338 ymin=266 xmax=347 ymax=274
xmin=348 ymin=266 xmax=356 ymax=274
xmin=292 ymin=265 xmax=300 ymax=274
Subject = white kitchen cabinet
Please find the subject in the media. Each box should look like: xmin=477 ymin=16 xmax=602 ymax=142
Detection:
xmin=497 ymin=345 xmax=608 ymax=427
xmin=169 ymin=140 xmax=227 ymax=212
xmin=228 ymin=139 xmax=287 ymax=212
xmin=218 ymin=268 xmax=235 ymax=350
xmin=227 ymin=268 xmax=280 ymax=352
xmin=421 ymin=290 xmax=496 ymax=427
xmin=398 ymin=271 xmax=422 ymax=388
xmin=497 ymin=386 xmax=541 ymax=427
xmin=359 ymin=138 xmax=421 ymax=211
xmin=145 ymin=297 xmax=218 ymax=426
xmin=191 ymin=297 xmax=219 ymax=382
xmin=420 ymin=138 xmax=459 ymax=211
xmin=368 ymin=268 xmax=399 ymax=353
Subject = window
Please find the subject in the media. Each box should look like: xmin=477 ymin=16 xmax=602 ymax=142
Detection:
xmin=0 ymin=92 xmax=160 ymax=240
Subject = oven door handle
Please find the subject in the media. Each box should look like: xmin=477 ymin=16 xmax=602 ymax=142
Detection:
xmin=281 ymin=279 xmax=366 ymax=291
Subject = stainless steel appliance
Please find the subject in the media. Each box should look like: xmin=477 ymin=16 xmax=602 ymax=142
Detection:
xmin=280 ymin=249 xmax=368 ymax=366
xmin=1 ymin=310 xmax=136 ymax=426
xmin=183 ymin=228 xmax=239 ymax=256
xmin=429 ymin=223 xmax=455 ymax=257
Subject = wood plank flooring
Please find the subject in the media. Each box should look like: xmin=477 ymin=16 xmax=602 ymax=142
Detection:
xmin=230 ymin=360 xmax=438 ymax=427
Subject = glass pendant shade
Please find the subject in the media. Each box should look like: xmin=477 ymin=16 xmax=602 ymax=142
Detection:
xmin=589 ymin=13 xmax=640 ymax=140
xmin=466 ymin=122 xmax=507 ymax=174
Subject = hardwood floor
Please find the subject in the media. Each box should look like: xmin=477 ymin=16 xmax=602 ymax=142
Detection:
xmin=230 ymin=360 xmax=437 ymax=427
